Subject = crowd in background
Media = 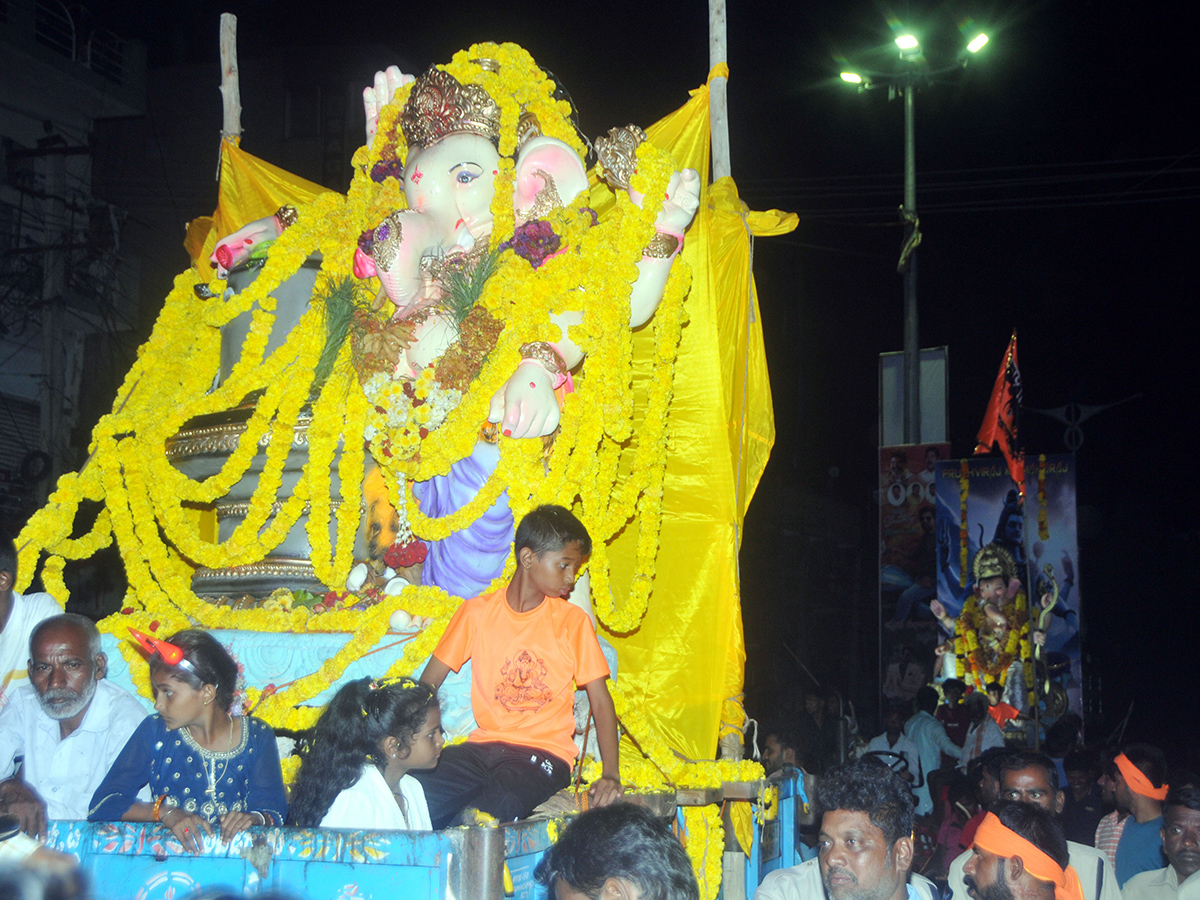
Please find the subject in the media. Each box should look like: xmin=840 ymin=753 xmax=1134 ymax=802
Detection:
xmin=758 ymin=679 xmax=1195 ymax=900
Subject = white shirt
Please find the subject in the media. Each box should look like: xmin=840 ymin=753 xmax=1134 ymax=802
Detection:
xmin=320 ymin=764 xmax=431 ymax=831
xmin=958 ymin=717 xmax=1005 ymax=771
xmin=1123 ymin=865 xmax=1200 ymax=900
xmin=866 ymin=731 xmax=923 ymax=788
xmin=949 ymin=839 xmax=1121 ymax=900
xmin=756 ymin=856 xmax=938 ymax=900
xmin=0 ymin=591 xmax=60 ymax=709
xmin=0 ymin=678 xmax=147 ymax=819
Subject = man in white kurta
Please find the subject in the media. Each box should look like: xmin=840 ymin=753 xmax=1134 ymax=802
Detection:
xmin=0 ymin=614 xmax=146 ymax=832
xmin=757 ymin=760 xmax=938 ymax=900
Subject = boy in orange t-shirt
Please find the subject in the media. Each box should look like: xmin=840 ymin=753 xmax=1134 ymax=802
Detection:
xmin=413 ymin=505 xmax=623 ymax=828
xmin=985 ymin=681 xmax=1022 ymax=730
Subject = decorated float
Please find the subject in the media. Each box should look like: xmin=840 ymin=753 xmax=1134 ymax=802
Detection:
xmin=17 ymin=31 xmax=797 ymax=898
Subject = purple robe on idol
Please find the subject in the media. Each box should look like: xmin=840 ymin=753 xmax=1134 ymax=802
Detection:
xmin=413 ymin=442 xmax=513 ymax=599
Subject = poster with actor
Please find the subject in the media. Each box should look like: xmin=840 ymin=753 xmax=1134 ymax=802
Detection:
xmin=879 ymin=443 xmax=950 ymax=705
xmin=933 ymin=454 xmax=1081 ymax=722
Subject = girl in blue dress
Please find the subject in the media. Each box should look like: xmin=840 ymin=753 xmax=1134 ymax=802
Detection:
xmin=89 ymin=629 xmax=286 ymax=853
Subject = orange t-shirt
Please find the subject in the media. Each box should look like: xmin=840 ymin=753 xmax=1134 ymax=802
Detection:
xmin=432 ymin=586 xmax=610 ymax=763
xmin=989 ymin=701 xmax=1020 ymax=729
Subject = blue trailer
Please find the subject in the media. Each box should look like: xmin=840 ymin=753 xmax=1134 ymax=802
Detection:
xmin=40 ymin=774 xmax=802 ymax=899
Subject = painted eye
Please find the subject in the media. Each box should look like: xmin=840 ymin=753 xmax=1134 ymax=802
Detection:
xmin=456 ymin=171 xmax=477 ymax=184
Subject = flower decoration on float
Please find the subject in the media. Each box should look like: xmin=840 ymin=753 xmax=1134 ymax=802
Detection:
xmin=14 ymin=41 xmax=692 ymax=792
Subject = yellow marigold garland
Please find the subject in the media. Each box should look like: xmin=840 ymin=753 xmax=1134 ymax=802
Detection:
xmin=14 ymin=42 xmax=704 ymax=811
xmin=953 ymin=592 xmax=1032 ymax=692
xmin=683 ymin=806 xmax=725 ymax=900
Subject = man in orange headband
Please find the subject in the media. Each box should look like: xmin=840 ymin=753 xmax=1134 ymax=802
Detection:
xmin=1113 ymin=744 xmax=1169 ymax=888
xmin=963 ymin=802 xmax=1080 ymax=900
xmin=948 ymin=751 xmax=1118 ymax=900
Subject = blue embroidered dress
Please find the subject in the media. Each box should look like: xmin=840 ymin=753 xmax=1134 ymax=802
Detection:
xmin=88 ymin=714 xmax=287 ymax=825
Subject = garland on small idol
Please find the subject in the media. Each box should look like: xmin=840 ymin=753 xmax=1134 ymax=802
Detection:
xmin=953 ymin=592 xmax=1033 ymax=693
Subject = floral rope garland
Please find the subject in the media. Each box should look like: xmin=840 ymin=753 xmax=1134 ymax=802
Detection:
xmin=15 ymin=42 xmax=702 ymax=816
xmin=683 ymin=806 xmax=725 ymax=900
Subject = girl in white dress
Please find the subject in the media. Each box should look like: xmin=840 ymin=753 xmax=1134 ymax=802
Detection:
xmin=286 ymin=676 xmax=444 ymax=830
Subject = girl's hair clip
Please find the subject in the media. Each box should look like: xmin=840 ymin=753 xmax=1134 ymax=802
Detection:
xmin=129 ymin=627 xmax=199 ymax=677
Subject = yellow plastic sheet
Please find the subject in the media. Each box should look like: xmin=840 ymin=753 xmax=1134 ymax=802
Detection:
xmin=601 ymin=67 xmax=796 ymax=759
xmin=183 ymin=138 xmax=327 ymax=264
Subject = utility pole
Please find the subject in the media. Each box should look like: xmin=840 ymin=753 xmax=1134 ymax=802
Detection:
xmin=901 ymin=75 xmax=920 ymax=444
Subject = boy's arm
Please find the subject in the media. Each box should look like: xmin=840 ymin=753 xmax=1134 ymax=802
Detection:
xmin=420 ymin=656 xmax=452 ymax=690
xmin=583 ymin=677 xmax=624 ymax=807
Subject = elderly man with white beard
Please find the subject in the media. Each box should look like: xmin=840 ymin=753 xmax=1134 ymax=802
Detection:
xmin=0 ymin=614 xmax=145 ymax=837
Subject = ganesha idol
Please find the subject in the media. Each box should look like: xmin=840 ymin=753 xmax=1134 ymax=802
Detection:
xmin=210 ymin=50 xmax=701 ymax=615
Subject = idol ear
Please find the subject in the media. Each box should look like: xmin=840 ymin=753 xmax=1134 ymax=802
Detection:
xmin=1006 ymin=578 xmax=1021 ymax=600
xmin=513 ymin=136 xmax=588 ymax=220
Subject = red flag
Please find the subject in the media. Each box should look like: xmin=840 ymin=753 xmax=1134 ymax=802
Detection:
xmin=975 ymin=330 xmax=1024 ymax=493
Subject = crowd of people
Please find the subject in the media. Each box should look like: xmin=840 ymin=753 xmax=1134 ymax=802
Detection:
xmin=0 ymin=505 xmax=635 ymax=896
xmin=2 ymin=507 xmax=1196 ymax=900
xmin=759 ymin=684 xmax=1197 ymax=900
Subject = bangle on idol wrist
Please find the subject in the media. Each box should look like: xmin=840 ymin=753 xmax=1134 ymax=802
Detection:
xmin=519 ymin=342 xmax=570 ymax=390
xmin=274 ymin=205 xmax=299 ymax=230
xmin=643 ymin=229 xmax=684 ymax=259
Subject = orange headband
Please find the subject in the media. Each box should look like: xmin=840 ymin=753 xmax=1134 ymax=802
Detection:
xmin=1115 ymin=754 xmax=1168 ymax=801
xmin=973 ymin=812 xmax=1084 ymax=900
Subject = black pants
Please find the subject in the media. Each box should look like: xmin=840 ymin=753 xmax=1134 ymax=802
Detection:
xmin=412 ymin=741 xmax=572 ymax=830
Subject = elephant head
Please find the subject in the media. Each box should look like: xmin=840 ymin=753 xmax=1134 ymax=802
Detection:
xmin=352 ymin=68 xmax=588 ymax=319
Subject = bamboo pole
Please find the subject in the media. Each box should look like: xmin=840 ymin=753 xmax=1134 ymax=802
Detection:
xmin=217 ymin=12 xmax=241 ymax=178
xmin=709 ymin=0 xmax=731 ymax=181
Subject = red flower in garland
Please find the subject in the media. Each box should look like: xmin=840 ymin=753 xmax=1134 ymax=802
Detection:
xmin=384 ymin=540 xmax=428 ymax=569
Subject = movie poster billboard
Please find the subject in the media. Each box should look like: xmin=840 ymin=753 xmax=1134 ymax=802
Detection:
xmin=879 ymin=443 xmax=951 ymax=705
xmin=933 ymin=454 xmax=1081 ymax=722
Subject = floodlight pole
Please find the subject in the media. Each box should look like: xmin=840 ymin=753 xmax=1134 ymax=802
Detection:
xmin=902 ymin=74 xmax=920 ymax=444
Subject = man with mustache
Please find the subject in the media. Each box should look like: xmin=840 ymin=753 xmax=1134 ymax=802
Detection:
xmin=961 ymin=802 xmax=1082 ymax=900
xmin=0 ymin=614 xmax=145 ymax=837
xmin=1121 ymin=787 xmax=1200 ymax=900
xmin=755 ymin=759 xmax=938 ymax=900
xmin=949 ymin=752 xmax=1119 ymax=900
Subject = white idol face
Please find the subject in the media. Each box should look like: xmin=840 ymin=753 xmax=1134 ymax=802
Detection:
xmin=403 ymin=133 xmax=501 ymax=249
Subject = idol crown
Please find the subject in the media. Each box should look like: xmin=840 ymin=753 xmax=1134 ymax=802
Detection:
xmin=972 ymin=542 xmax=1018 ymax=584
xmin=400 ymin=67 xmax=501 ymax=152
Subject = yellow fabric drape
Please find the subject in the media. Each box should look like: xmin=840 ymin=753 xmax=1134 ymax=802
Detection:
xmin=183 ymin=138 xmax=328 ymax=265
xmin=601 ymin=66 xmax=796 ymax=759
xmin=183 ymin=75 xmax=797 ymax=761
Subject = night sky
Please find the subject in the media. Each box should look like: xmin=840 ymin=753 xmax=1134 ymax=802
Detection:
xmin=80 ymin=0 xmax=1200 ymax=761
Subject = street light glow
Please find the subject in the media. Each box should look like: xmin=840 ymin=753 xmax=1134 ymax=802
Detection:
xmin=895 ymin=34 xmax=919 ymax=50
xmin=967 ymin=33 xmax=989 ymax=53
xmin=840 ymin=71 xmax=863 ymax=84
